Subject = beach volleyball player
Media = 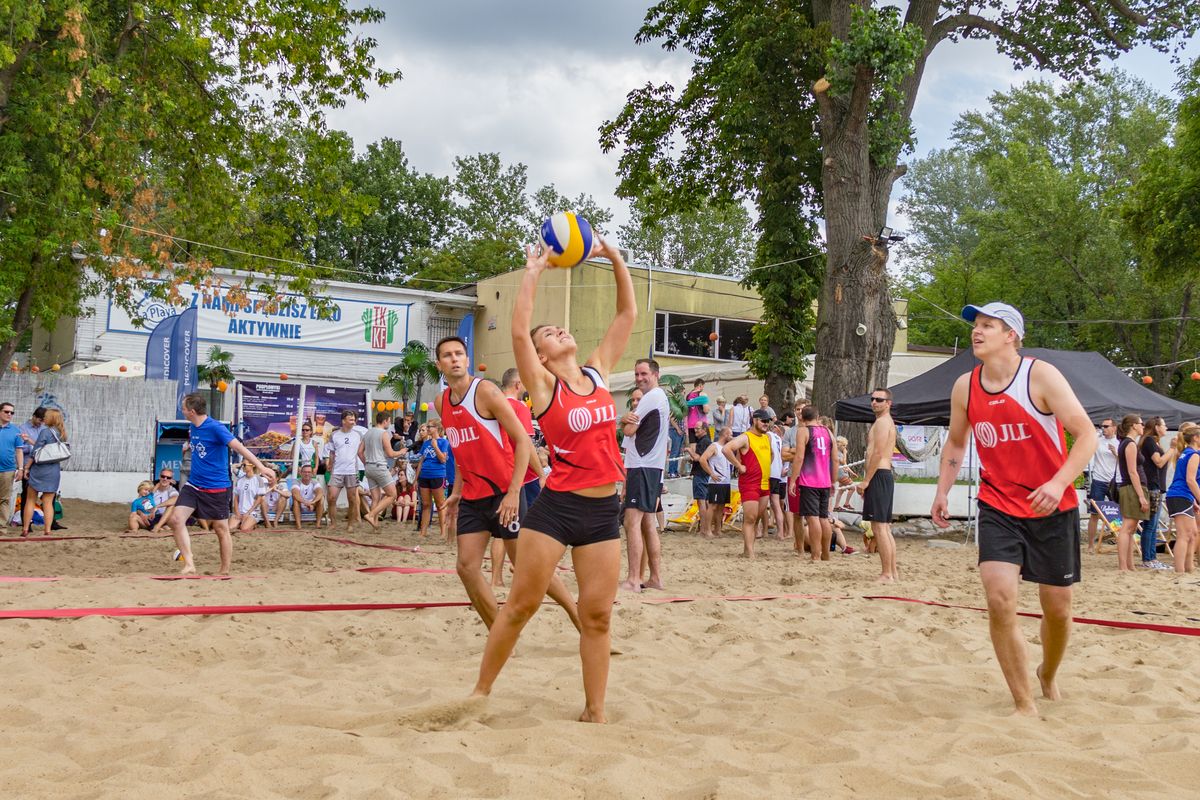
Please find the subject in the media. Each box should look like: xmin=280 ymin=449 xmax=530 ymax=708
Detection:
xmin=434 ymin=336 xmax=582 ymax=633
xmin=470 ymin=227 xmax=634 ymax=724
xmin=932 ymin=303 xmax=1095 ymax=715
xmin=168 ymin=393 xmax=276 ymax=574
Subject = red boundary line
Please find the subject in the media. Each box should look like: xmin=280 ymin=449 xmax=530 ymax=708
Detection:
xmin=0 ymin=600 xmax=472 ymax=620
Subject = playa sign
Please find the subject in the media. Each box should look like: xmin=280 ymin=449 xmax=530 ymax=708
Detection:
xmin=108 ymin=282 xmax=412 ymax=356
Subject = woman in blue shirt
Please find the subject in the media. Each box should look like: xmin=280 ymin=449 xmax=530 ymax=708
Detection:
xmin=1165 ymin=425 xmax=1200 ymax=574
xmin=417 ymin=421 xmax=450 ymax=539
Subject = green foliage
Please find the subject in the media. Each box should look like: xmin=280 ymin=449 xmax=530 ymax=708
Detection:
xmin=900 ymin=71 xmax=1200 ymax=394
xmin=657 ymin=374 xmax=688 ymax=421
xmin=600 ymin=1 xmax=826 ymax=389
xmin=825 ymin=5 xmax=924 ymax=166
xmin=528 ymin=185 xmax=614 ymax=236
xmin=197 ymin=346 xmax=235 ymax=387
xmin=0 ymin=0 xmax=398 ymax=376
xmin=618 ymin=196 xmax=755 ymax=275
xmin=1125 ymin=58 xmax=1200 ymax=280
xmin=381 ymin=340 xmax=441 ymax=413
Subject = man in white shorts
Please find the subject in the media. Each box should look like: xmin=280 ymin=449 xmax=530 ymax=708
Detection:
xmin=290 ymin=463 xmax=326 ymax=528
xmin=325 ymin=409 xmax=364 ymax=531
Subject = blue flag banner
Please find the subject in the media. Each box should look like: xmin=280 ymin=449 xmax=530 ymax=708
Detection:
xmin=456 ymin=314 xmax=475 ymax=371
xmin=174 ymin=306 xmax=199 ymax=415
xmin=145 ymin=314 xmax=180 ymax=380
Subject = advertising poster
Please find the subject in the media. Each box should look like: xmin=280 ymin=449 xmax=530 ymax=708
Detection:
xmin=239 ymin=382 xmax=303 ymax=465
xmin=301 ymin=385 xmax=370 ymax=444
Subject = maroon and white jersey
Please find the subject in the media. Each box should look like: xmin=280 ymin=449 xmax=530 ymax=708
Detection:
xmin=536 ymin=366 xmax=624 ymax=492
xmin=440 ymin=379 xmax=514 ymax=501
xmin=968 ymin=357 xmax=1075 ymax=518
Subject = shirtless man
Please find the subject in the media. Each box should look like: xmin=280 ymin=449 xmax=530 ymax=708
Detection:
xmin=290 ymin=463 xmax=327 ymax=528
xmin=436 ymin=336 xmax=581 ymax=633
xmin=858 ymin=388 xmax=898 ymax=582
xmin=932 ymin=302 xmax=1094 ymax=715
xmin=723 ymin=408 xmax=775 ymax=558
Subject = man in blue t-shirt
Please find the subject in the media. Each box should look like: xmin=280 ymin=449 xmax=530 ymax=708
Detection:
xmin=167 ymin=393 xmax=275 ymax=574
xmin=0 ymin=401 xmax=22 ymax=526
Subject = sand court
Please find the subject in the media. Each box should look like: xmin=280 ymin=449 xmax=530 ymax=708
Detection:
xmin=2 ymin=500 xmax=1198 ymax=799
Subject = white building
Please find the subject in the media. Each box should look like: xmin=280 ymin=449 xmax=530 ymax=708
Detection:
xmin=32 ymin=269 xmax=474 ymax=387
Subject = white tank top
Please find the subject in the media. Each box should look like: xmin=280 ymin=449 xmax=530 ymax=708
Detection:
xmin=706 ymin=443 xmax=731 ymax=485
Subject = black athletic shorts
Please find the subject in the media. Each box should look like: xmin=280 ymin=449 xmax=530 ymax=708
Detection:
xmin=177 ymin=484 xmax=231 ymax=522
xmin=707 ymin=483 xmax=731 ymax=505
xmin=977 ymin=501 xmax=1081 ymax=586
xmin=1166 ymin=496 xmax=1196 ymax=518
xmin=769 ymin=478 xmax=786 ymax=498
xmin=456 ymin=492 xmax=527 ymax=540
xmin=623 ymin=467 xmax=662 ymax=512
xmin=862 ymin=470 xmax=894 ymax=523
xmin=417 ymin=477 xmax=445 ymax=490
xmin=523 ymin=488 xmax=621 ymax=547
xmin=799 ymin=485 xmax=831 ymax=518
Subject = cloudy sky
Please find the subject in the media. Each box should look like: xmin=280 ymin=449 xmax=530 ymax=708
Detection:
xmin=326 ymin=2 xmax=1199 ymax=238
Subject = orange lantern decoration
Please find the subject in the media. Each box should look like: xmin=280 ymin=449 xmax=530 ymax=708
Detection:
xmin=30 ymin=365 xmax=40 ymax=373
xmin=708 ymin=332 xmax=719 ymax=341
xmin=280 ymin=373 xmax=288 ymax=381
xmin=1141 ymin=375 xmax=1153 ymax=385
xmin=50 ymin=363 xmax=60 ymax=372
xmin=1192 ymin=372 xmax=1200 ymax=381
xmin=378 ymin=373 xmax=387 ymax=381
xmin=217 ymin=380 xmax=228 ymax=392
xmin=9 ymin=361 xmax=17 ymax=371
xmin=477 ymin=363 xmax=487 ymax=372
xmin=118 ymin=364 xmax=128 ymax=372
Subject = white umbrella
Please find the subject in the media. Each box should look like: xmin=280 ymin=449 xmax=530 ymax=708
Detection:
xmin=74 ymin=358 xmax=145 ymax=378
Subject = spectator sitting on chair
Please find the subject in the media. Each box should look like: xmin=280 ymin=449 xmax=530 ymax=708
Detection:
xmin=148 ymin=469 xmax=180 ymax=533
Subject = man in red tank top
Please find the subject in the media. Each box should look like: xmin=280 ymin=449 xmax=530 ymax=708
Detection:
xmin=435 ymin=336 xmax=581 ymax=635
xmin=932 ymin=303 xmax=1095 ymax=716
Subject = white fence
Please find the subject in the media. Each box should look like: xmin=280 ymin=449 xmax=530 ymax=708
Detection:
xmin=0 ymin=373 xmax=178 ymax=473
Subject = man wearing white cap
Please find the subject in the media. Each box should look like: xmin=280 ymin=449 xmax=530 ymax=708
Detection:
xmin=932 ymin=302 xmax=1095 ymax=716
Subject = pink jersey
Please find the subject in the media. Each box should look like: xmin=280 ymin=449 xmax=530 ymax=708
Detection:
xmin=967 ymin=357 xmax=1075 ymax=518
xmin=797 ymin=424 xmax=833 ymax=488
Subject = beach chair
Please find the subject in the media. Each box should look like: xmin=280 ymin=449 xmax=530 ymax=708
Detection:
xmin=667 ymin=501 xmax=700 ymax=532
xmin=721 ymin=490 xmax=743 ymax=531
xmin=1089 ymin=498 xmax=1120 ymax=554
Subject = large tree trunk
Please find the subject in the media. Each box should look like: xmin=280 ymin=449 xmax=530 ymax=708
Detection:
xmin=0 ymin=277 xmax=36 ymax=389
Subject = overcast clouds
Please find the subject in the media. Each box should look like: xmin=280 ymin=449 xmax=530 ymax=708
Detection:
xmin=326 ymin=2 xmax=1199 ymax=238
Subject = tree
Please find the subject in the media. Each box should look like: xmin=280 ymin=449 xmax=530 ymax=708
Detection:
xmin=197 ymin=346 xmax=235 ymax=420
xmin=902 ymin=72 xmax=1200 ymax=392
xmin=619 ymin=196 xmax=755 ymax=275
xmin=603 ymin=1 xmax=1200 ymax=449
xmin=385 ymin=341 xmax=441 ymax=418
xmin=0 ymin=2 xmax=399 ymax=383
xmin=527 ymin=184 xmax=614 ymax=236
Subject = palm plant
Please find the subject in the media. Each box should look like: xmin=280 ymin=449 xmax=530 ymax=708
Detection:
xmin=657 ymin=373 xmax=688 ymax=422
xmin=197 ymin=345 xmax=234 ymax=419
xmin=379 ymin=340 xmax=440 ymax=418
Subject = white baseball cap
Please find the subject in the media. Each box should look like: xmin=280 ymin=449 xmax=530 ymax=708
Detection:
xmin=962 ymin=302 xmax=1025 ymax=340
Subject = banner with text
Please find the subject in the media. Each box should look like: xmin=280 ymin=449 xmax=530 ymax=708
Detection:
xmin=301 ymin=385 xmax=370 ymax=444
xmin=238 ymin=382 xmax=304 ymax=465
xmin=108 ymin=283 xmax=413 ymax=356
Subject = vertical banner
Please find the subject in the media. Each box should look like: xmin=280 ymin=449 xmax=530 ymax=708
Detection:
xmin=456 ymin=313 xmax=475 ymax=371
xmin=145 ymin=314 xmax=180 ymax=381
xmin=300 ymin=384 xmax=370 ymax=444
xmin=174 ymin=306 xmax=199 ymax=415
xmin=238 ymin=382 xmax=304 ymax=471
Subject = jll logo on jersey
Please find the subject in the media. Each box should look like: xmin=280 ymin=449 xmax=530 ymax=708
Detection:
xmin=973 ymin=421 xmax=1032 ymax=448
xmin=567 ymin=404 xmax=617 ymax=433
xmin=444 ymin=425 xmax=478 ymax=449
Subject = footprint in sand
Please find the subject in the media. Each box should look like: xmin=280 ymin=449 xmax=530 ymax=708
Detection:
xmin=348 ymin=695 xmax=489 ymax=733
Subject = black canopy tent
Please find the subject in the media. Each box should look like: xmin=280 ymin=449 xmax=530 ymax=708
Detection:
xmin=835 ymin=348 xmax=1200 ymax=427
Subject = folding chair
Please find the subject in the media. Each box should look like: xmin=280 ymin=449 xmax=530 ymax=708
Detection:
xmin=667 ymin=501 xmax=700 ymax=532
xmin=1089 ymin=498 xmax=1120 ymax=554
xmin=721 ymin=490 xmax=743 ymax=532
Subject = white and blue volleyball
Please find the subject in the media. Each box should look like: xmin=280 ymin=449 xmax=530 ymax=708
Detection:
xmin=539 ymin=211 xmax=594 ymax=268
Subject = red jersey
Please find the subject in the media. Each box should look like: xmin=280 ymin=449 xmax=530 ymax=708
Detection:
xmin=536 ymin=366 xmax=624 ymax=492
xmin=506 ymin=396 xmax=539 ymax=485
xmin=440 ymin=379 xmax=515 ymax=501
xmin=967 ymin=357 xmax=1075 ymax=518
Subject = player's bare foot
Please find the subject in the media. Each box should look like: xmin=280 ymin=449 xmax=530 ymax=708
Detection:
xmin=364 ymin=514 xmax=379 ymax=531
xmin=1036 ymin=664 xmax=1061 ymax=700
xmin=578 ymin=707 xmax=607 ymax=724
xmin=179 ymin=563 xmax=196 ymax=575
xmin=1011 ymin=702 xmax=1039 ymax=717
xmin=875 ymin=574 xmax=895 ymax=584
xmin=618 ymin=579 xmax=642 ymax=593
xmin=642 ymin=579 xmax=664 ymax=590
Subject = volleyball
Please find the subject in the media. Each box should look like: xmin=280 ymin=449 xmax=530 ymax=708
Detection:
xmin=539 ymin=211 xmax=594 ymax=268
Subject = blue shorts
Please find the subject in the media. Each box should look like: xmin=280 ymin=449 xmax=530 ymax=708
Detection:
xmin=1087 ymin=479 xmax=1113 ymax=505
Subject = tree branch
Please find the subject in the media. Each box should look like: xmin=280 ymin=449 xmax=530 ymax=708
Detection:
xmin=926 ymin=13 xmax=1052 ymax=69
xmin=1079 ymin=0 xmax=1132 ymax=50
xmin=847 ymin=64 xmax=874 ymax=133
xmin=1106 ymin=0 xmax=1150 ymax=26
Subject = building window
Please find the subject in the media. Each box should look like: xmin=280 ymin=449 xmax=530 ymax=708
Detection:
xmin=654 ymin=312 xmax=756 ymax=361
xmin=426 ymin=315 xmax=461 ymax=348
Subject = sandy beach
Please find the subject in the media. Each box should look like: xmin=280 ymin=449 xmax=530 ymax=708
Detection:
xmin=2 ymin=501 xmax=1198 ymax=799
